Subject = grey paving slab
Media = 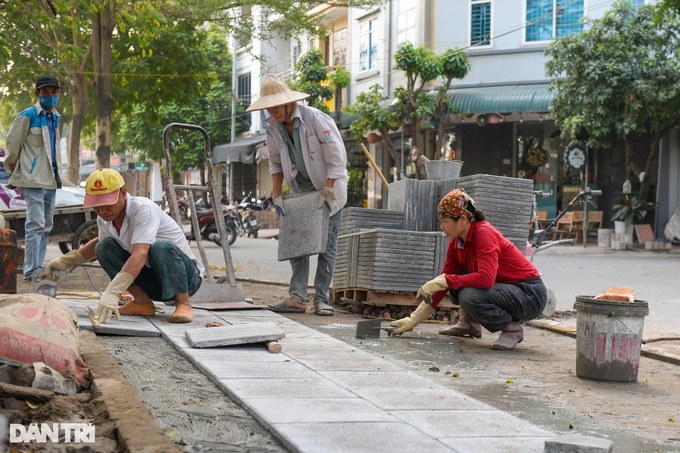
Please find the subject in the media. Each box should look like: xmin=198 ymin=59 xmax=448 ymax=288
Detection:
xmin=208 ymin=360 xmax=317 ymax=379
xmin=242 ymin=397 xmax=397 ymax=424
xmin=319 ymin=371 xmax=491 ymax=410
xmin=278 ymin=192 xmax=330 ymax=261
xmin=391 ymin=409 xmax=554 ymax=438
xmin=442 ymin=436 xmax=555 ymax=453
xmin=223 ymin=377 xmax=357 ymax=399
xmin=185 ymin=322 xmax=285 ymax=348
xmin=184 ymin=345 xmax=291 ymax=363
xmin=273 ymin=422 xmax=453 ymax=453
xmin=60 ymin=298 xmax=161 ymax=337
xmin=293 ymin=351 xmax=404 ymax=372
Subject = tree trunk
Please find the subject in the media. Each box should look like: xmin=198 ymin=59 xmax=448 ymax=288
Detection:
xmin=639 ymin=133 xmax=660 ymax=203
xmin=92 ymin=6 xmax=116 ymax=169
xmin=66 ymin=73 xmax=90 ymax=184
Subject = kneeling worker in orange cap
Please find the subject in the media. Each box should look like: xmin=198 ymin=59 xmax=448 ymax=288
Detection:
xmin=46 ymin=169 xmax=204 ymax=324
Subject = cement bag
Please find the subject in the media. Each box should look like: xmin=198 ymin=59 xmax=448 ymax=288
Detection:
xmin=0 ymin=294 xmax=90 ymax=386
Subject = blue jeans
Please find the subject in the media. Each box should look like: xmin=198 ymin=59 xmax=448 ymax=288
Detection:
xmin=288 ymin=210 xmax=342 ymax=305
xmin=21 ymin=188 xmax=56 ymax=279
xmin=450 ymin=277 xmax=547 ymax=332
xmin=96 ymin=237 xmax=202 ymax=304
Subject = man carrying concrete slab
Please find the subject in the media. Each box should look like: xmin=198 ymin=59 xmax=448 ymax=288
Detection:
xmin=45 ymin=169 xmax=204 ymax=324
xmin=246 ymin=75 xmax=347 ymax=316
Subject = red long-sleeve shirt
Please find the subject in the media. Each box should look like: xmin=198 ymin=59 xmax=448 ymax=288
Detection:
xmin=431 ymin=220 xmax=541 ymax=307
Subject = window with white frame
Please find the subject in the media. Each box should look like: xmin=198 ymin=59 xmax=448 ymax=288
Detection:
xmin=359 ymin=17 xmax=378 ymax=72
xmin=526 ymin=0 xmax=584 ymax=42
xmin=397 ymin=0 xmax=416 ymax=46
xmin=471 ymin=0 xmax=492 ymax=47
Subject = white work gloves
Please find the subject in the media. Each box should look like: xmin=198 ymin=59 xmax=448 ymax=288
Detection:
xmin=390 ymin=302 xmax=435 ymax=335
xmin=319 ymin=187 xmax=336 ymax=211
xmin=45 ymin=250 xmax=88 ymax=279
xmin=273 ymin=197 xmax=285 ymax=217
xmin=416 ymin=274 xmax=448 ymax=304
xmin=96 ymin=272 xmax=134 ymax=324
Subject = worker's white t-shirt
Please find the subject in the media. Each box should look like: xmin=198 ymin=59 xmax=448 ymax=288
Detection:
xmin=97 ymin=193 xmax=204 ymax=276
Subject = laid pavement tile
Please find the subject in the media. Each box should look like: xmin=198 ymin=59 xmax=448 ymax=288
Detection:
xmin=273 ymin=422 xmax=454 ymax=453
xmin=222 ymin=377 xmax=357 ymax=399
xmin=443 ymin=436 xmax=555 ymax=453
xmin=243 ymin=397 xmax=397 ymax=424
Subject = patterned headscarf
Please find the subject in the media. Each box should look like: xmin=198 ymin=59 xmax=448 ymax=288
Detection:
xmin=438 ymin=189 xmax=476 ymax=219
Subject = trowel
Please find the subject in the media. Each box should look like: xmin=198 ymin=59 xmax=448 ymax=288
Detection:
xmin=355 ymin=319 xmax=396 ymax=339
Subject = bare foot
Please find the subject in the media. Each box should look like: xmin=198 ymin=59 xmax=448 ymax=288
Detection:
xmin=118 ymin=301 xmax=156 ymax=316
xmin=169 ymin=303 xmax=192 ymax=323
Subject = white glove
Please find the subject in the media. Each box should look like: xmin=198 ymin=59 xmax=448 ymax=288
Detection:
xmin=416 ymin=274 xmax=449 ymax=304
xmin=318 ymin=187 xmax=336 ymax=211
xmin=45 ymin=250 xmax=87 ymax=279
xmin=390 ymin=302 xmax=436 ymax=335
xmin=274 ymin=197 xmax=285 ymax=217
xmin=96 ymin=272 xmax=134 ymax=324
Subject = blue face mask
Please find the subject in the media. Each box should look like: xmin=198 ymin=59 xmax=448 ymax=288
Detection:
xmin=39 ymin=96 xmax=59 ymax=109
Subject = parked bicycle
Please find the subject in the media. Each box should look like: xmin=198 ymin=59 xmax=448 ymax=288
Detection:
xmin=529 ymin=187 xmax=602 ymax=262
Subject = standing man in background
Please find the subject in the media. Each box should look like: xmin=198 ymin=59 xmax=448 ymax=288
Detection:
xmin=4 ymin=75 xmax=63 ymax=280
xmin=246 ymin=74 xmax=348 ymax=316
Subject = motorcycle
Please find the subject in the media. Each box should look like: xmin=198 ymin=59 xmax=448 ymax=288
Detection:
xmin=164 ymin=196 xmax=189 ymax=221
xmin=237 ymin=194 xmax=261 ymax=238
xmin=186 ymin=203 xmax=238 ymax=246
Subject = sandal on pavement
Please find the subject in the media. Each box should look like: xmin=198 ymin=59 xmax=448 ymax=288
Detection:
xmin=118 ymin=301 xmax=156 ymax=317
xmin=314 ymin=301 xmax=334 ymax=317
xmin=268 ymin=299 xmax=306 ymax=313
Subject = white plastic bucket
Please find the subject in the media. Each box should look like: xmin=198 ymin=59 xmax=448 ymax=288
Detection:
xmin=574 ymin=296 xmax=648 ymax=382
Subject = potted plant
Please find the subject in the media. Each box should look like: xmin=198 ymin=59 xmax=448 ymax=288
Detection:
xmin=610 ymin=195 xmax=656 ymax=234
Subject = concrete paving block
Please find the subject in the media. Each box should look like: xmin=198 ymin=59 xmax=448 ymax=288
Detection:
xmin=544 ymin=434 xmax=614 ymax=453
xmin=278 ymin=191 xmax=330 ymax=261
xmin=293 ymin=352 xmax=404 ymax=372
xmin=441 ymin=436 xmax=554 ymax=453
xmin=223 ymin=377 xmax=357 ymax=400
xmin=185 ymin=322 xmax=285 ymax=348
xmin=209 ymin=360 xmax=315 ymax=379
xmin=320 ymin=370 xmax=491 ymax=410
xmin=244 ymin=397 xmax=396 ymax=424
xmin=273 ymin=422 xmax=453 ymax=453
xmin=391 ymin=409 xmax=553 ymax=438
xmin=60 ymin=299 xmax=161 ymax=337
xmin=184 ymin=345 xmax=290 ymax=362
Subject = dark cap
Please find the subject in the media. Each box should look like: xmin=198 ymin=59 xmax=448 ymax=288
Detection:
xmin=36 ymin=75 xmax=60 ymax=90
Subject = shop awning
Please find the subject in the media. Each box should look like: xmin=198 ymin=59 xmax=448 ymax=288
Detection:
xmin=213 ymin=134 xmax=266 ymax=164
xmin=446 ymin=84 xmax=553 ymax=114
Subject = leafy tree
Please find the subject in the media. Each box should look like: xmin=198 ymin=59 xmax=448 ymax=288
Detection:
xmin=393 ymin=42 xmax=470 ymax=157
xmin=290 ymin=49 xmax=350 ymax=114
xmin=116 ymin=24 xmax=232 ymax=180
xmin=343 ymin=84 xmax=401 ymax=165
xmin=545 ymin=1 xmax=680 ymax=204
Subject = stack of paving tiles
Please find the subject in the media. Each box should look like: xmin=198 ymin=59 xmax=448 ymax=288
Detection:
xmin=334 ymin=191 xmax=451 ymax=293
xmin=456 ymin=174 xmax=534 ymax=248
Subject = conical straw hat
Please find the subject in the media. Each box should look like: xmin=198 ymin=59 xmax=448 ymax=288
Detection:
xmin=246 ymin=75 xmax=310 ymax=112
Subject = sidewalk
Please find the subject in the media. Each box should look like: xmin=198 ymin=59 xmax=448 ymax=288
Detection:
xmin=61 ymin=298 xmax=559 ymax=453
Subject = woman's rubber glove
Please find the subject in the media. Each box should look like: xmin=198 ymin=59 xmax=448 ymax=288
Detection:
xmin=45 ymin=250 xmax=88 ymax=278
xmin=96 ymin=272 xmax=134 ymax=324
xmin=318 ymin=187 xmax=336 ymax=211
xmin=274 ymin=197 xmax=285 ymax=217
xmin=416 ymin=274 xmax=448 ymax=304
xmin=389 ymin=302 xmax=435 ymax=335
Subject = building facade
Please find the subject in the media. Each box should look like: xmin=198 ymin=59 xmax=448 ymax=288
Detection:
xmin=219 ymin=0 xmax=679 ymax=236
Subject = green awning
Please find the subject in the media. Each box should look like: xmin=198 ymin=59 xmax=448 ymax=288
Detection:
xmin=446 ymin=84 xmax=553 ymax=114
